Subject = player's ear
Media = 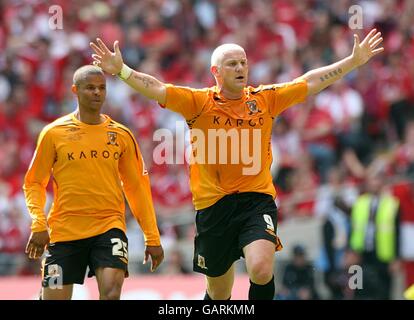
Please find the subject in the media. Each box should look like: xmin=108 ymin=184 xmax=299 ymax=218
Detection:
xmin=71 ymin=84 xmax=77 ymax=94
xmin=211 ymin=65 xmax=219 ymax=77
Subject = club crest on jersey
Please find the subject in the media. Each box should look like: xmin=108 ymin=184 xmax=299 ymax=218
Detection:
xmin=246 ymin=100 xmax=261 ymax=115
xmin=107 ymin=131 xmax=119 ymax=146
xmin=197 ymin=254 xmax=208 ymax=270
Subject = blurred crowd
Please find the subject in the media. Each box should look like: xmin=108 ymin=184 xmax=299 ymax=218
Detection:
xmin=1 ymin=0 xmax=414 ymax=299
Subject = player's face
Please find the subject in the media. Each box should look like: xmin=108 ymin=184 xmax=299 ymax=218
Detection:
xmin=75 ymin=74 xmax=106 ymax=112
xmin=219 ymin=49 xmax=248 ymax=92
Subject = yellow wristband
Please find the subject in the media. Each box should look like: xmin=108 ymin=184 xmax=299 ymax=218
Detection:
xmin=117 ymin=64 xmax=133 ymax=81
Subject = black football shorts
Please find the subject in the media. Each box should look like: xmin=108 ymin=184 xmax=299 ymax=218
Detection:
xmin=42 ymin=228 xmax=128 ymax=287
xmin=193 ymin=192 xmax=282 ymax=277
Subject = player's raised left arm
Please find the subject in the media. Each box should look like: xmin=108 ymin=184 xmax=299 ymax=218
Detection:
xmin=299 ymin=29 xmax=384 ymax=96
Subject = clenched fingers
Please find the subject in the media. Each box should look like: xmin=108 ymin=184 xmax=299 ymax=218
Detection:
xmin=150 ymin=253 xmax=164 ymax=272
xmin=26 ymin=242 xmax=45 ymax=259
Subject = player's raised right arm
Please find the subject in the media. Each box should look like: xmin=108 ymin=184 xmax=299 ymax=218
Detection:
xmin=90 ymin=38 xmax=166 ymax=104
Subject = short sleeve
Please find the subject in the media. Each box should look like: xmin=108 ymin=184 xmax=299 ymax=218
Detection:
xmin=160 ymin=84 xmax=208 ymax=120
xmin=269 ymin=79 xmax=308 ymax=117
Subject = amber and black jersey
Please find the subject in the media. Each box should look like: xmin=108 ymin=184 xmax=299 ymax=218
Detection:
xmin=161 ymin=80 xmax=308 ymax=210
xmin=23 ymin=113 xmax=160 ymax=245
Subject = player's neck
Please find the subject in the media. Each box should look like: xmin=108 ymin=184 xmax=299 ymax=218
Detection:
xmin=217 ymin=85 xmax=244 ymax=100
xmin=75 ymin=109 xmax=104 ymax=125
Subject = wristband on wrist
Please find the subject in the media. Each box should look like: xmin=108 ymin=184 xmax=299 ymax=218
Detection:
xmin=117 ymin=64 xmax=133 ymax=81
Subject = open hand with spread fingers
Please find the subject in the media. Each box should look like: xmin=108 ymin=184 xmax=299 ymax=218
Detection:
xmin=351 ymin=29 xmax=384 ymax=67
xmin=90 ymin=38 xmax=124 ymax=75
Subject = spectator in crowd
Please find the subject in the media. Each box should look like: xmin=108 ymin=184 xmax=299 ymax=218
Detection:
xmin=277 ymin=244 xmax=319 ymax=300
xmin=314 ymin=166 xmax=358 ymax=299
xmin=392 ymin=121 xmax=414 ymax=177
xmin=271 ymin=116 xmax=303 ymax=183
xmin=293 ymin=96 xmax=337 ymax=182
xmin=349 ymin=171 xmax=401 ymax=299
xmin=277 ymin=152 xmax=319 ymax=219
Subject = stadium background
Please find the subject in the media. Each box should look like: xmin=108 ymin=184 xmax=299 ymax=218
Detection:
xmin=1 ymin=0 xmax=414 ymax=299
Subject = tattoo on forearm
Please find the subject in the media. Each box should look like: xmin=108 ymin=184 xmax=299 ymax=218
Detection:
xmin=320 ymin=68 xmax=343 ymax=82
xmin=133 ymin=75 xmax=155 ymax=88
